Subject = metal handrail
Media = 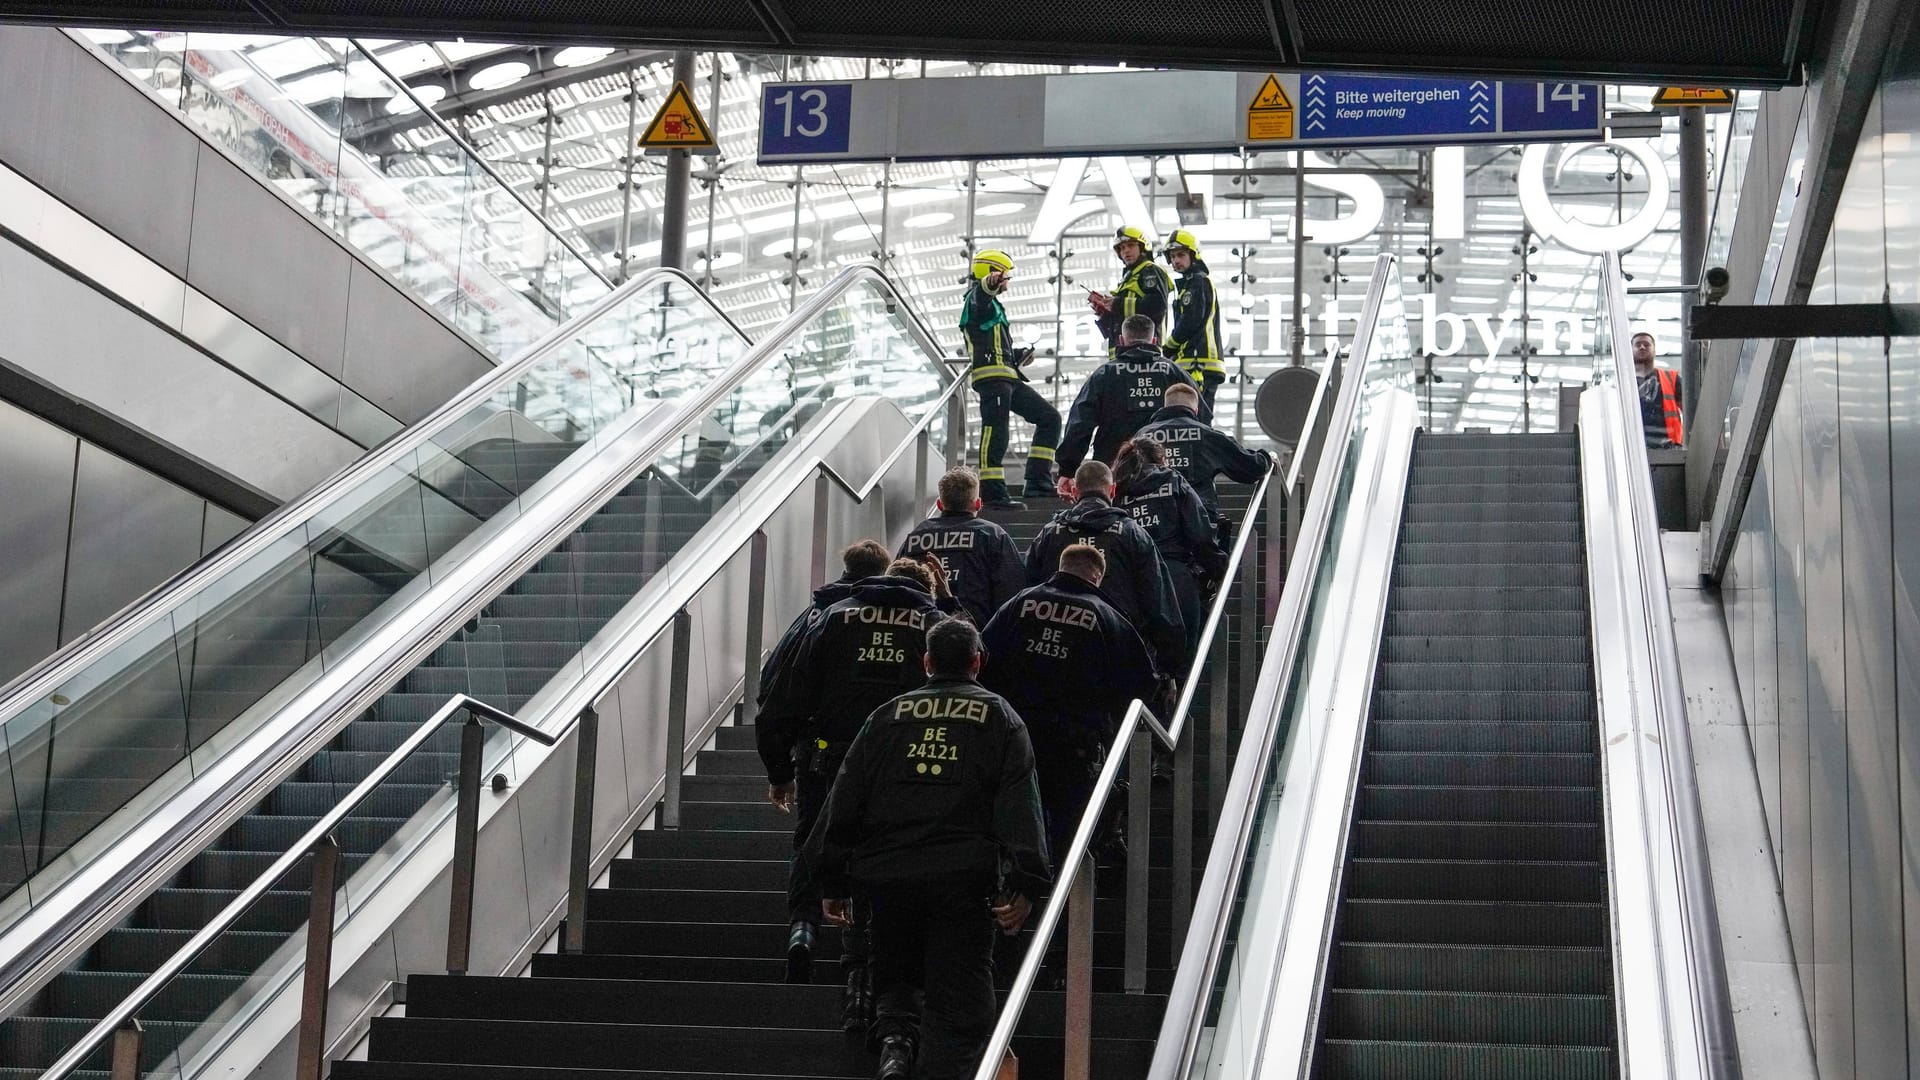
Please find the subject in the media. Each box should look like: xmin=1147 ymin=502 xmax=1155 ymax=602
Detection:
xmin=971 ymin=469 xmax=1284 ymax=1077
xmin=0 ymin=263 xmax=945 ymax=1021
xmin=1146 ymin=254 xmax=1400 ymax=1079
xmin=1598 ymin=252 xmax=1739 ymax=1077
xmin=350 ymin=41 xmax=613 ymax=291
xmin=0 ymin=264 xmax=740 ymax=722
xmin=44 ymin=694 xmax=557 ymax=1080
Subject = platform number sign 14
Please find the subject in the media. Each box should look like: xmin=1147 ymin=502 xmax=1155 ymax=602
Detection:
xmin=1502 ymin=80 xmax=1602 ymax=134
xmin=761 ymin=83 xmax=852 ymax=156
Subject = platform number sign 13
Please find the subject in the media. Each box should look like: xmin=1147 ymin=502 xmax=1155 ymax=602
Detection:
xmin=1502 ymin=80 xmax=1603 ymax=133
xmin=761 ymin=83 xmax=853 ymax=157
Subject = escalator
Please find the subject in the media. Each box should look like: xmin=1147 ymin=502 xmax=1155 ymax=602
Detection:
xmin=1311 ymin=431 xmax=1614 ymax=1078
xmin=1150 ymin=252 xmax=1734 ymax=1080
xmin=0 ymin=264 xmax=961 ymax=1080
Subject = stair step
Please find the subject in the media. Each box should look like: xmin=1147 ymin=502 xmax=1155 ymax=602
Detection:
xmin=1340 ymin=898 xmax=1608 ymax=947
xmin=1367 ymin=722 xmax=1597 ymax=755
xmin=1330 ymin=942 xmax=1610 ymax=995
xmin=1344 ymin=859 xmax=1605 ymax=903
xmin=1378 ymin=637 xmax=1590 ymax=665
xmin=1316 ymin=1038 xmax=1615 ymax=1080
xmin=1387 ymin=586 xmax=1588 ymax=613
xmin=1374 ymin=663 xmax=1590 ymax=694
xmin=1373 ymin=691 xmax=1593 ymax=723
xmin=1323 ymin=988 xmax=1612 ymax=1046
xmin=1363 ymin=752 xmax=1599 ymax=788
xmin=1349 ymin=821 xmax=1602 ymax=862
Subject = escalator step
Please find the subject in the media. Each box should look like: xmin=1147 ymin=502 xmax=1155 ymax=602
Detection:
xmin=1404 ymin=483 xmax=1581 ymax=504
xmin=1348 ymin=821 xmax=1602 ymax=862
xmin=1340 ymin=898 xmax=1607 ymax=947
xmin=1358 ymin=785 xmax=1600 ymax=823
xmin=1373 ymin=691 xmax=1593 ymax=723
xmin=1385 ymin=611 xmax=1588 ymax=638
xmin=1363 ymin=753 xmax=1598 ymax=788
xmin=1391 ymin=563 xmax=1585 ymax=589
xmin=1400 ymin=500 xmax=1581 ymax=525
xmin=1317 ymin=1038 xmax=1613 ymax=1080
xmin=1408 ymin=466 xmax=1579 ymax=487
xmin=1374 ymin=663 xmax=1590 ymax=693
xmin=1394 ymin=523 xmax=1581 ymax=545
xmin=1387 ymin=586 xmax=1587 ymax=613
xmin=1392 ymin=542 xmax=1584 ymax=565
xmin=1379 ymin=636 xmax=1590 ymax=665
xmin=1330 ymin=943 xmax=1609 ymax=994
xmin=1344 ymin=859 xmax=1605 ymax=903
xmin=1323 ymin=989 xmax=1611 ymax=1046
xmin=1368 ymin=721 xmax=1597 ymax=754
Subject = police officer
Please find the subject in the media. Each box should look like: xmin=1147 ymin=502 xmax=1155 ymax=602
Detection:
xmin=758 ymin=558 xmax=951 ymax=1026
xmin=1055 ymin=314 xmax=1206 ymax=479
xmin=898 ymin=469 xmax=1026 ymax=626
xmin=1027 ymin=460 xmax=1186 ymax=676
xmin=962 ymin=250 xmax=1060 ymax=508
xmin=759 ymin=540 xmax=894 ymax=710
xmin=1113 ymin=437 xmax=1225 ymax=667
xmin=810 ymin=618 xmax=1049 ymax=1080
xmin=1161 ymin=229 xmax=1226 ymax=410
xmin=1137 ymin=382 xmax=1274 ymax=523
xmin=981 ymin=543 xmax=1161 ymax=862
xmin=1089 ymin=225 xmax=1172 ymax=353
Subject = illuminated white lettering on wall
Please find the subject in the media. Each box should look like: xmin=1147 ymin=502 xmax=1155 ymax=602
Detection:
xmin=1518 ymin=140 xmax=1670 ymax=254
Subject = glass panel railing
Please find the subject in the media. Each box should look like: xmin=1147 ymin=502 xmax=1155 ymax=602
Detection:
xmin=75 ymin=29 xmax=611 ymax=359
xmin=1154 ymin=259 xmax=1415 ymax=1079
xmin=0 ymin=271 xmax=745 ymax=916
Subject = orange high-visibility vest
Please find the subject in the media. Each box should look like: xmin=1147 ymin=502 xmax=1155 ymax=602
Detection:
xmin=1656 ymin=368 xmax=1684 ymax=446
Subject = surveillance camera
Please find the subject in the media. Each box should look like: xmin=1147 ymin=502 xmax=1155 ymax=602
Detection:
xmin=1702 ymin=266 xmax=1731 ymax=305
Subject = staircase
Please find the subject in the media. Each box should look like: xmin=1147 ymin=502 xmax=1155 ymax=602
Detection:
xmin=0 ymin=441 xmax=718 ymax=1078
xmin=334 ymin=476 xmax=1268 ymax=1080
xmin=1309 ymin=432 xmax=1616 ymax=1079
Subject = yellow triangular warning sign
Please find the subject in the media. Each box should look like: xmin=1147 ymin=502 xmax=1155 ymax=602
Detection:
xmin=1247 ymin=74 xmax=1295 ymax=141
xmin=1652 ymin=86 xmax=1735 ymax=111
xmin=639 ymin=81 xmax=717 ymax=154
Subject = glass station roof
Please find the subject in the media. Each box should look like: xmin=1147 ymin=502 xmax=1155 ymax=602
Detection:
xmin=82 ymin=30 xmax=1751 ymax=442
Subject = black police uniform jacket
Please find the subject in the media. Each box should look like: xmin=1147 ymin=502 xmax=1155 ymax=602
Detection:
xmin=1116 ymin=464 xmax=1227 ymax=580
xmin=808 ymin=676 xmax=1051 ymax=899
xmin=980 ymin=572 xmax=1160 ymax=739
xmin=757 ymin=575 xmax=947 ymax=785
xmin=1024 ymin=495 xmax=1185 ymax=673
xmin=1057 ymin=346 xmax=1207 ymax=473
xmin=898 ymin=509 xmax=1026 ymax=626
xmin=1135 ymin=405 xmax=1273 ymax=515
xmin=757 ymin=575 xmax=862 ymax=708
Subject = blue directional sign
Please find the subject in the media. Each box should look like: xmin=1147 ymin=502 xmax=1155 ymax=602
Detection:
xmin=759 ymin=82 xmax=852 ymax=158
xmin=1293 ymin=73 xmax=1600 ymax=146
xmin=1502 ymin=80 xmax=1603 ymax=133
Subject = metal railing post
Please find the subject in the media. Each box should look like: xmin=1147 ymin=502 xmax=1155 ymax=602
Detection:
xmin=914 ymin=428 xmax=931 ymax=496
xmin=1172 ymin=719 xmax=1194 ymax=968
xmin=296 ymin=836 xmax=341 ymax=1080
xmin=1208 ymin=633 xmax=1230 ymax=829
xmin=1236 ymin=530 xmax=1261 ymax=723
xmin=946 ymin=382 xmax=968 ymax=470
xmin=740 ymin=530 xmax=770 ymax=728
xmin=446 ymin=715 xmax=484 ymax=975
xmin=564 ymin=705 xmax=600 ymax=954
xmin=1124 ymin=727 xmax=1151 ymax=994
xmin=810 ymin=472 xmax=831 ymax=589
xmin=1064 ymin=858 xmax=1096 ymax=1080
xmin=1266 ymin=476 xmax=1287 ymax=622
xmin=642 ymin=472 xmax=663 ymax=575
xmin=108 ymin=1020 xmax=142 ymax=1080
xmin=662 ymin=609 xmax=694 ymax=828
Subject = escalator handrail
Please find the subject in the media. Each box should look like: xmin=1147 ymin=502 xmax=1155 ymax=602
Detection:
xmin=0 ymin=264 xmax=743 ymax=724
xmin=38 ymin=693 xmax=555 ymax=1080
xmin=0 ymin=263 xmax=950 ymax=1021
xmin=1146 ymin=254 xmax=1401 ymax=1080
xmin=1596 ymin=252 xmax=1739 ymax=1078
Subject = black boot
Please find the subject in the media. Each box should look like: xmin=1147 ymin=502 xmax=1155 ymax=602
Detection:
xmin=786 ymin=920 xmax=814 ymax=984
xmin=875 ymin=1035 xmax=914 ymax=1080
xmin=843 ymin=964 xmax=874 ymax=1033
xmin=980 ymin=478 xmax=1024 ymax=510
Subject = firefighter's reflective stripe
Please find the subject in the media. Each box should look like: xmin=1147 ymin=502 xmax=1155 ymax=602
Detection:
xmin=980 ymin=467 xmax=1005 ymax=480
xmin=1027 ymin=445 xmax=1056 ymax=461
xmin=970 ymin=364 xmax=1020 ymax=384
xmin=979 ymin=428 xmax=993 ymax=471
xmin=1658 ymin=368 xmax=1685 ymax=445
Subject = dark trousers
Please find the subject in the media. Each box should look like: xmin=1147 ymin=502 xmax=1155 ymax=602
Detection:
xmin=869 ymin=877 xmax=998 ymax=1080
xmin=1194 ymin=370 xmax=1225 ymax=412
xmin=1170 ymin=562 xmax=1205 ymax=671
xmin=975 ymin=380 xmax=1061 ymax=499
xmin=790 ymin=768 xmax=869 ymax=971
xmin=1029 ymin=723 xmax=1111 ymax=866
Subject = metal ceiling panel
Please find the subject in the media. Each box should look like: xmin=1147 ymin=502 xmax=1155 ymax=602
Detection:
xmin=4 ymin=0 xmax=1819 ymax=85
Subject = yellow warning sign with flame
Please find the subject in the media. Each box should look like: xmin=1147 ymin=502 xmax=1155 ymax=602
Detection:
xmin=1652 ymin=86 xmax=1735 ymax=111
xmin=1247 ymin=74 xmax=1295 ymax=141
xmin=640 ymin=81 xmax=717 ymax=154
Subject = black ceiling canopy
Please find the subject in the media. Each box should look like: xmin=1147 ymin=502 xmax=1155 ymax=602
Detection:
xmin=3 ymin=0 xmax=1819 ymax=85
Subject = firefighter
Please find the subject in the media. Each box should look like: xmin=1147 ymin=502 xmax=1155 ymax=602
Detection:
xmin=898 ymin=469 xmax=1027 ymax=627
xmin=1161 ymin=229 xmax=1226 ymax=410
xmin=810 ymin=618 xmax=1049 ymax=1080
xmin=1631 ymin=330 xmax=1684 ymax=448
xmin=1027 ymin=460 xmax=1187 ymax=676
xmin=1089 ymin=225 xmax=1172 ymax=354
xmin=1113 ymin=437 xmax=1225 ymax=668
xmin=759 ymin=540 xmax=894 ymax=710
xmin=1055 ymin=314 xmax=1206 ymax=479
xmin=981 ymin=543 xmax=1162 ymax=863
xmin=961 ymin=250 xmax=1060 ymax=508
xmin=1135 ymin=382 xmax=1274 ymax=544
xmin=758 ymin=558 xmax=952 ymax=1028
